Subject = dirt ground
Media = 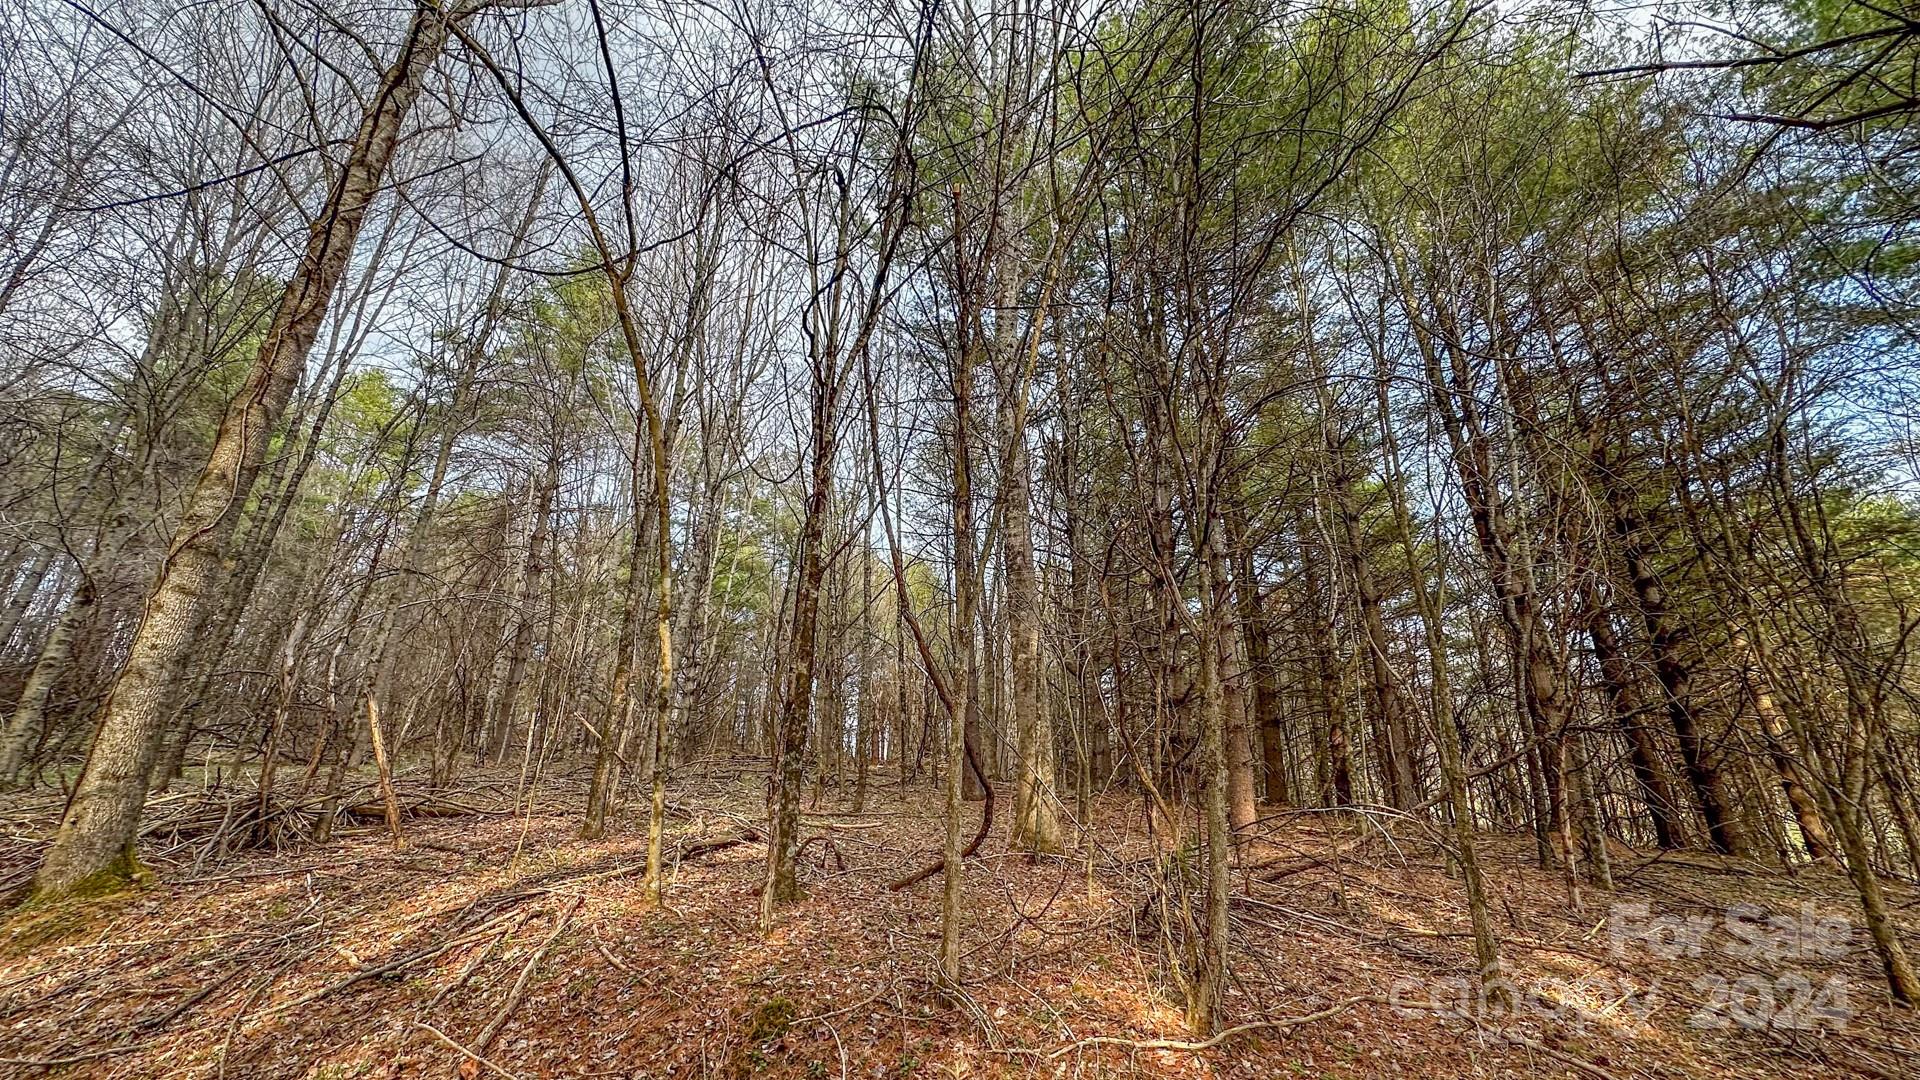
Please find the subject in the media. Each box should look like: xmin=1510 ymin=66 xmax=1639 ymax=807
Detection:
xmin=0 ymin=766 xmax=1915 ymax=1079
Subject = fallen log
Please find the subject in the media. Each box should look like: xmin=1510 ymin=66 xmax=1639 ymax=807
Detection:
xmin=676 ymin=827 xmax=764 ymax=862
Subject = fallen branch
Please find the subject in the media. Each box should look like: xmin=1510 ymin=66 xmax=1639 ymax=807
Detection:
xmin=414 ymin=1021 xmax=524 ymax=1080
xmin=676 ymin=827 xmax=764 ymax=862
xmin=260 ymin=908 xmax=524 ymax=1018
xmin=471 ymin=896 xmax=583 ymax=1057
xmin=1048 ymin=994 xmax=1386 ymax=1057
xmin=341 ymin=798 xmax=510 ymax=822
xmin=131 ymin=965 xmax=241 ymax=1033
xmin=593 ymin=934 xmax=637 ymax=977
xmin=1389 ymin=999 xmax=1623 ymax=1080
xmin=427 ymin=910 xmax=532 ymax=1012
xmin=1490 ymin=1028 xmax=1623 ymax=1080
xmin=797 ymin=979 xmax=910 ymax=1025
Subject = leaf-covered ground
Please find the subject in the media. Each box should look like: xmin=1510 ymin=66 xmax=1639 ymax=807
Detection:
xmin=1 ymin=767 xmax=1915 ymax=1079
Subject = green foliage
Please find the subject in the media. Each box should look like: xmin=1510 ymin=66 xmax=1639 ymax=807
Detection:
xmin=339 ymin=368 xmax=404 ymax=435
xmin=712 ymin=520 xmax=776 ymax=619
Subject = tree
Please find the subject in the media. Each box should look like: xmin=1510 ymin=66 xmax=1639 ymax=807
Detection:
xmin=31 ymin=0 xmax=490 ymax=901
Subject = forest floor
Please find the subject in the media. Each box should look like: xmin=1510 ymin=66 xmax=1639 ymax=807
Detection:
xmin=0 ymin=765 xmax=1915 ymax=1079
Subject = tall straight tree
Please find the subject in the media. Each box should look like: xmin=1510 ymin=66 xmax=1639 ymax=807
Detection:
xmin=759 ymin=9 xmax=925 ymax=914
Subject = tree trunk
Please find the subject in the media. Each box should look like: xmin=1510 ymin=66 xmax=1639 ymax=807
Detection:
xmin=763 ymin=375 xmax=835 ymax=912
xmin=1187 ymin=539 xmax=1233 ymax=1034
xmin=1217 ymin=572 xmax=1258 ymax=835
xmin=1371 ymin=347 xmax=1507 ymax=1004
xmin=0 ymin=576 xmax=99 ymax=783
xmin=0 ymin=547 xmax=56 ymax=655
xmin=1583 ymin=585 xmax=1683 ymax=850
xmin=581 ymin=520 xmax=646 ymax=840
xmin=1406 ymin=278 xmax=1575 ymax=875
xmin=365 ymin=692 xmax=405 ymax=849
xmin=1613 ymin=504 xmax=1747 ymax=856
xmin=1328 ymin=459 xmax=1419 ymax=811
xmin=1228 ymin=511 xmax=1286 ymax=806
xmin=1001 ymin=388 xmax=1060 ymax=854
xmin=0 ymin=541 xmax=57 ymax=653
xmin=1734 ymin=629 xmax=1835 ymax=862
xmin=939 ymin=301 xmax=980 ymax=986
xmin=854 ymin=545 xmax=874 ymax=814
xmin=487 ymin=464 xmax=557 ymax=761
xmin=1300 ymin=517 xmax=1352 ymax=808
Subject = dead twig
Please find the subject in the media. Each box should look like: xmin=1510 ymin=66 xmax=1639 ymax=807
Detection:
xmin=593 ymin=934 xmax=636 ymax=977
xmin=427 ymin=909 xmax=533 ymax=1012
xmin=1389 ymin=999 xmax=1624 ymax=1080
xmin=414 ymin=1021 xmax=524 ymax=1080
xmin=259 ymin=908 xmax=523 ymax=1018
xmin=1048 ymin=994 xmax=1385 ymax=1057
xmin=470 ymin=896 xmax=583 ymax=1056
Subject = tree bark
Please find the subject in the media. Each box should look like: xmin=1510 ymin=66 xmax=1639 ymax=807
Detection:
xmin=0 ymin=547 xmax=56 ymax=655
xmin=1326 ymin=451 xmax=1419 ymax=811
xmin=487 ymin=463 xmax=557 ymax=761
xmin=1611 ymin=499 xmax=1748 ymax=856
xmin=762 ymin=355 xmax=836 ymax=911
xmin=1228 ymin=511 xmax=1287 ymax=806
xmin=1734 ymin=628 xmax=1835 ymax=862
xmin=1583 ymin=584 xmax=1684 ymax=850
xmin=1000 ymin=385 xmax=1060 ymax=854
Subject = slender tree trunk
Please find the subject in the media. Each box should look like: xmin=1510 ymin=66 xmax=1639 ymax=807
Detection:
xmin=253 ymin=608 xmax=313 ymax=828
xmin=1228 ymin=511 xmax=1286 ymax=806
xmin=1300 ymin=518 xmax=1352 ymax=808
xmin=1001 ymin=388 xmax=1060 ymax=854
xmin=1583 ymin=584 xmax=1683 ymax=850
xmin=763 ymin=381 xmax=835 ymax=912
xmin=1567 ymin=730 xmax=1613 ymax=888
xmin=854 ymin=545 xmax=874 ymax=814
xmin=1734 ymin=629 xmax=1835 ymax=861
xmin=1831 ymin=733 xmax=1920 ymax=1002
xmin=378 ymin=168 xmax=541 ymax=765
xmin=1 ymin=551 xmax=119 ymax=783
xmin=488 ymin=464 xmax=557 ymax=761
xmin=1216 ymin=568 xmax=1258 ymax=835
xmin=1327 ymin=460 xmax=1418 ymax=811
xmin=312 ymin=504 xmax=400 ymax=841
xmin=581 ymin=522 xmax=645 ymax=840
xmin=0 ymin=547 xmax=56 ymax=655
xmin=1406 ymin=276 xmax=1576 ymax=877
xmin=939 ymin=314 xmax=979 ymax=986
xmin=365 ymin=692 xmax=404 ymax=849
xmin=1187 ymin=535 xmax=1233 ymax=1034
xmin=1764 ymin=419 xmax=1917 ymax=1001
xmin=1372 ymin=348 xmax=1508 ymax=1004
xmin=1612 ymin=502 xmax=1747 ymax=856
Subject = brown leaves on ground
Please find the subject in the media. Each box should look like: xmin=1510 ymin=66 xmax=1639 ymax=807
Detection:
xmin=0 ymin=769 xmax=1915 ymax=1079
